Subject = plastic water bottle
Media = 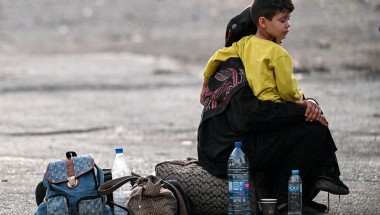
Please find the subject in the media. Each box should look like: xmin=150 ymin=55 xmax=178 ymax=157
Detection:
xmin=288 ymin=170 xmax=302 ymax=215
xmin=112 ymin=148 xmax=132 ymax=215
xmin=228 ymin=141 xmax=251 ymax=215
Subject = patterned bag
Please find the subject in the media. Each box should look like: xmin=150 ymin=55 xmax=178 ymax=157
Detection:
xmin=155 ymin=158 xmax=228 ymax=214
xmin=155 ymin=158 xmax=259 ymax=215
xmin=98 ymin=175 xmax=191 ymax=215
xmin=35 ymin=151 xmax=112 ymax=215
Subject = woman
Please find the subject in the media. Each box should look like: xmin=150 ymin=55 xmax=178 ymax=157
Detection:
xmin=197 ymin=6 xmax=348 ymax=214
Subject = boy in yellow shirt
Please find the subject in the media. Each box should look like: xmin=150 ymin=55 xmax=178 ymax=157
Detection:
xmin=200 ymin=0 xmax=303 ymax=104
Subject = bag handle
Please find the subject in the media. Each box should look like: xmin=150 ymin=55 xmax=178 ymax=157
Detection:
xmin=66 ymin=151 xmax=77 ymax=159
xmin=163 ymin=181 xmax=189 ymax=215
xmin=98 ymin=175 xmax=139 ymax=196
xmin=186 ymin=157 xmax=198 ymax=163
xmin=99 ymin=175 xmax=190 ymax=215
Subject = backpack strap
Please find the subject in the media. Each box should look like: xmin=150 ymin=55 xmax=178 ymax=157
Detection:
xmin=66 ymin=156 xmax=77 ymax=188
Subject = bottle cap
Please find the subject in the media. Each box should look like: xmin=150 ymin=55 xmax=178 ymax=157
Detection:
xmin=115 ymin=148 xmax=123 ymax=153
xmin=235 ymin=141 xmax=242 ymax=148
xmin=291 ymin=170 xmax=299 ymax=175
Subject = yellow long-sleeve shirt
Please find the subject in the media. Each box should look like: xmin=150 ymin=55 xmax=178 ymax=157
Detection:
xmin=203 ymin=35 xmax=303 ymax=103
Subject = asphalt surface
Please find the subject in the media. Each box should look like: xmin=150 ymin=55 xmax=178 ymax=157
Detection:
xmin=0 ymin=53 xmax=379 ymax=215
xmin=0 ymin=0 xmax=379 ymax=214
xmin=0 ymin=53 xmax=202 ymax=214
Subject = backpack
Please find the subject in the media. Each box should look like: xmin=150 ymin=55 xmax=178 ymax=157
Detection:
xmin=35 ymin=151 xmax=113 ymax=215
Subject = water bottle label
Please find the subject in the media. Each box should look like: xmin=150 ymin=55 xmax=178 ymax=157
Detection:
xmin=288 ymin=184 xmax=302 ymax=193
xmin=229 ymin=180 xmax=249 ymax=196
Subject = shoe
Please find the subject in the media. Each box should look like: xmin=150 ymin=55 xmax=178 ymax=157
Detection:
xmin=315 ymin=176 xmax=349 ymax=195
xmin=316 ymin=166 xmax=349 ymax=195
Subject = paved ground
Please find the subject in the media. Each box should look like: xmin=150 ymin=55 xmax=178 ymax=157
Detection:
xmin=0 ymin=0 xmax=379 ymax=214
xmin=0 ymin=53 xmax=203 ymax=214
xmin=0 ymin=53 xmax=379 ymax=215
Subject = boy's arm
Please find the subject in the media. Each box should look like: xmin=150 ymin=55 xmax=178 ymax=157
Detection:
xmin=200 ymin=81 xmax=208 ymax=105
xmin=272 ymin=55 xmax=303 ymax=102
xmin=201 ymin=45 xmax=240 ymax=104
xmin=203 ymin=46 xmax=240 ymax=84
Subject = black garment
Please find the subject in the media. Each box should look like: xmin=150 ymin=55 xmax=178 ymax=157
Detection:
xmin=197 ymin=58 xmax=340 ymax=204
xmin=224 ymin=6 xmax=276 ymax=47
xmin=225 ymin=6 xmax=257 ymax=47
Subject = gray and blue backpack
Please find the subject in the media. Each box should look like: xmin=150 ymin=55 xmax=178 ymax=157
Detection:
xmin=35 ymin=151 xmax=113 ymax=215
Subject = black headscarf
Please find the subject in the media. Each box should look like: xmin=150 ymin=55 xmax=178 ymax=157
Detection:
xmin=224 ymin=6 xmax=257 ymax=47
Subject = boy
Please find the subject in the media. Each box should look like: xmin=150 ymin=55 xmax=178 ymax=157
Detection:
xmin=200 ymin=0 xmax=302 ymax=105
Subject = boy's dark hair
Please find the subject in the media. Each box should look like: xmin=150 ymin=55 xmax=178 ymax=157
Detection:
xmin=250 ymin=0 xmax=295 ymax=26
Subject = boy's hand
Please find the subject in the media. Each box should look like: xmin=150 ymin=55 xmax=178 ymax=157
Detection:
xmin=200 ymin=83 xmax=207 ymax=105
xmin=316 ymin=114 xmax=329 ymax=127
xmin=295 ymin=100 xmax=328 ymax=126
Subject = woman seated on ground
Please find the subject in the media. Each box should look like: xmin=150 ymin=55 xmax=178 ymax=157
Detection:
xmin=197 ymin=5 xmax=349 ymax=214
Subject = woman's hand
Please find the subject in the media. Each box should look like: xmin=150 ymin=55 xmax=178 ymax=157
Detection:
xmin=200 ymin=82 xmax=208 ymax=105
xmin=295 ymin=100 xmax=328 ymax=126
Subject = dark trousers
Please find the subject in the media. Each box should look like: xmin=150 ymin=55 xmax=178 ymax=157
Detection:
xmin=243 ymin=122 xmax=339 ymax=205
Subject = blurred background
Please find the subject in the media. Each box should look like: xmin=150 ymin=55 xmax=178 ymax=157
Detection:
xmin=0 ymin=0 xmax=379 ymax=73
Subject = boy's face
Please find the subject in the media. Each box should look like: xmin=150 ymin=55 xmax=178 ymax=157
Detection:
xmin=264 ymin=10 xmax=291 ymax=42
